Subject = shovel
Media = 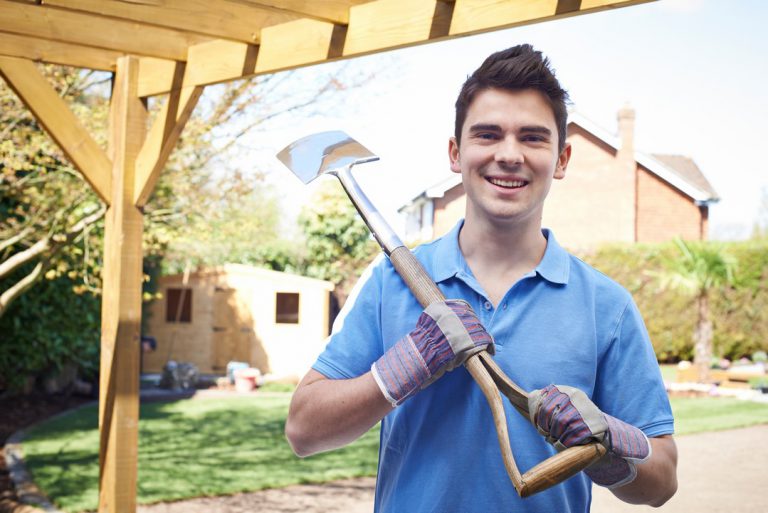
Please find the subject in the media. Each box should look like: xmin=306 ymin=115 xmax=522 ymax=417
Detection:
xmin=277 ymin=130 xmax=606 ymax=497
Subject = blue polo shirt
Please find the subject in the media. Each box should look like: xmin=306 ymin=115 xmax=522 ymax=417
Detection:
xmin=314 ymin=221 xmax=674 ymax=513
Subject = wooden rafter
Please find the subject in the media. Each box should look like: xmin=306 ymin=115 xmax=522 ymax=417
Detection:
xmin=0 ymin=32 xmax=120 ymax=71
xmin=231 ymin=0 xmax=370 ymax=24
xmin=0 ymin=0 xmax=654 ymax=97
xmin=43 ymin=0 xmax=299 ymax=44
xmin=0 ymin=1 xmax=211 ymax=61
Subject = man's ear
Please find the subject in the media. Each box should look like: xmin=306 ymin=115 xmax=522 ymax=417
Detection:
xmin=448 ymin=137 xmax=461 ymax=174
xmin=554 ymin=142 xmax=571 ymax=180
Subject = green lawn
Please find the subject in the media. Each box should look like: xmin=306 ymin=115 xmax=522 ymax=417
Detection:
xmin=21 ymin=392 xmax=768 ymax=512
xmin=670 ymin=396 xmax=768 ymax=435
xmin=23 ymin=394 xmax=379 ymax=513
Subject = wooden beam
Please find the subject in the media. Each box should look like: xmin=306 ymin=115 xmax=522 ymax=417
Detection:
xmin=451 ymin=0 xmax=557 ymax=34
xmin=449 ymin=0 xmax=654 ymax=36
xmin=256 ymin=18 xmax=341 ymax=73
xmin=0 ymin=1 xmax=210 ymax=61
xmin=43 ymin=0 xmax=298 ymax=44
xmin=98 ymin=54 xmax=146 ymax=513
xmin=126 ymin=0 xmax=652 ymax=97
xmin=0 ymin=55 xmax=112 ymax=202
xmin=137 ymin=40 xmax=257 ymax=98
xmin=137 ymin=58 xmax=179 ymax=98
xmin=342 ymin=0 xmax=453 ymax=56
xmin=134 ymin=56 xmax=208 ymax=206
xmin=0 ymin=32 xmax=119 ymax=71
xmin=233 ymin=0 xmax=368 ymax=24
xmin=184 ymin=39 xmax=258 ymax=89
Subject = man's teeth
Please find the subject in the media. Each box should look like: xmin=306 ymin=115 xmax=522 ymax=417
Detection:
xmin=488 ymin=177 xmax=526 ymax=188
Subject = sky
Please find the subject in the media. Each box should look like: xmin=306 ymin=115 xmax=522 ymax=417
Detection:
xmin=243 ymin=0 xmax=768 ymax=241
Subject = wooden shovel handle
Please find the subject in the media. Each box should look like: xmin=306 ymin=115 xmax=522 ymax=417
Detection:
xmin=389 ymin=246 xmax=606 ymax=496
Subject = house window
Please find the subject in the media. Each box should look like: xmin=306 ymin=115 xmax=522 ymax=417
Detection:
xmin=166 ymin=288 xmax=192 ymax=323
xmin=275 ymin=292 xmax=299 ymax=324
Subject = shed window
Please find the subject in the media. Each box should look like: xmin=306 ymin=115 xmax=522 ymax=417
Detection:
xmin=166 ymin=288 xmax=192 ymax=323
xmin=276 ymin=292 xmax=299 ymax=324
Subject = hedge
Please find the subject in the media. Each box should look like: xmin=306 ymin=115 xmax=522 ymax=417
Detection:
xmin=582 ymin=238 xmax=768 ymax=362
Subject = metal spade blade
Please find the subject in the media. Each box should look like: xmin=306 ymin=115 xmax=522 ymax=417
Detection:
xmin=276 ymin=130 xmax=401 ymax=254
xmin=276 ymin=130 xmax=379 ymax=184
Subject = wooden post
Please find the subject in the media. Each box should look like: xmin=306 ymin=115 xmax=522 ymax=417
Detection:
xmin=98 ymin=55 xmax=146 ymax=513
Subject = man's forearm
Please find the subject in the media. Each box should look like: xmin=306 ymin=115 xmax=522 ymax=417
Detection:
xmin=611 ymin=435 xmax=678 ymax=506
xmin=285 ymin=369 xmax=393 ymax=457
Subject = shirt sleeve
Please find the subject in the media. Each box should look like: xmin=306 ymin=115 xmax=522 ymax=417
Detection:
xmin=313 ymin=255 xmax=386 ymax=380
xmin=593 ymin=296 xmax=675 ymax=438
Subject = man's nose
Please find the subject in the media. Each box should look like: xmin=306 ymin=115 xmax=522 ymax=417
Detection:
xmin=494 ymin=136 xmax=524 ymax=166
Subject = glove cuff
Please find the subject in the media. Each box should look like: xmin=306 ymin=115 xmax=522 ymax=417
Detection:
xmin=585 ymin=454 xmax=638 ymax=489
xmin=371 ymin=334 xmax=429 ymax=407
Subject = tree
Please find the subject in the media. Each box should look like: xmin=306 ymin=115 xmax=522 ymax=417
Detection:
xmin=656 ymin=238 xmax=738 ymax=382
xmin=297 ymin=180 xmax=379 ymax=306
xmin=1 ymin=65 xmax=109 ymax=318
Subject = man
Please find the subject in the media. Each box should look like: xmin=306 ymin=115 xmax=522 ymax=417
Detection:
xmin=286 ymin=44 xmax=677 ymax=512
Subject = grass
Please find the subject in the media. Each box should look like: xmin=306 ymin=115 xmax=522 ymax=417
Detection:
xmin=670 ymin=396 xmax=768 ymax=435
xmin=20 ymin=391 xmax=768 ymax=513
xmin=22 ymin=394 xmax=379 ymax=513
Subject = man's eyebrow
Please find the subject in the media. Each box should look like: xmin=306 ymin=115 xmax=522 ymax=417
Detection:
xmin=468 ymin=123 xmax=502 ymax=132
xmin=519 ymin=125 xmax=552 ymax=135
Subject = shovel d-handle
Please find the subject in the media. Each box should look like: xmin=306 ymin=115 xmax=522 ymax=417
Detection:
xmin=389 ymin=246 xmax=607 ymax=497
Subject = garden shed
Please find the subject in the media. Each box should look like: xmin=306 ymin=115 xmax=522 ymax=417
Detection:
xmin=0 ymin=1 xmax=654 ymax=511
xmin=143 ymin=264 xmax=334 ymax=380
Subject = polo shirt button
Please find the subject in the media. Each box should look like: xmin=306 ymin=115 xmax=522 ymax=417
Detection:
xmin=483 ymin=301 xmax=492 ymax=310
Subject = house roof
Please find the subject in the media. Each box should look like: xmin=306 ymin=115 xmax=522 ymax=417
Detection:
xmin=568 ymin=111 xmax=719 ymax=204
xmin=403 ymin=110 xmax=719 ymax=209
xmin=651 ymin=154 xmax=720 ymax=200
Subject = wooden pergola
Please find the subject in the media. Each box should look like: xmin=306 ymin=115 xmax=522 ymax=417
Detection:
xmin=0 ymin=1 xmax=651 ymax=511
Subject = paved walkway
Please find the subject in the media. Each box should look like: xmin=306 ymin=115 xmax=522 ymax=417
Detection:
xmin=591 ymin=424 xmax=768 ymax=513
xmin=136 ymin=424 xmax=768 ymax=513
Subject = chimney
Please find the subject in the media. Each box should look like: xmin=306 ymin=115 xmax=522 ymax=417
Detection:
xmin=617 ymin=103 xmax=635 ymax=160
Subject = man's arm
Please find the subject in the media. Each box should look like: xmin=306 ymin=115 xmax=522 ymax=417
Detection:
xmin=611 ymin=434 xmax=678 ymax=506
xmin=286 ymin=299 xmax=494 ymax=457
xmin=285 ymin=369 xmax=392 ymax=457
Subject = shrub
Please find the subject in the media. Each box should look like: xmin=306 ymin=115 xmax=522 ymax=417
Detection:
xmin=580 ymin=239 xmax=768 ymax=362
xmin=0 ymin=272 xmax=100 ymax=393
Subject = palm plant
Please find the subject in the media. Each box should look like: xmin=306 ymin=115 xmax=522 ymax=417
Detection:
xmin=656 ymin=238 xmax=738 ymax=383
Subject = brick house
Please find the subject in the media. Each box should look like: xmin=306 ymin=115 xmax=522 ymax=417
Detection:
xmin=399 ymin=107 xmax=720 ymax=250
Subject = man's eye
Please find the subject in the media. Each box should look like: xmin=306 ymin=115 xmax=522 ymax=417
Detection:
xmin=521 ymin=135 xmax=546 ymax=143
xmin=476 ymin=133 xmax=498 ymax=140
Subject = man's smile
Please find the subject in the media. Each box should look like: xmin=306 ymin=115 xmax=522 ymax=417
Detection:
xmin=486 ymin=176 xmax=528 ymax=189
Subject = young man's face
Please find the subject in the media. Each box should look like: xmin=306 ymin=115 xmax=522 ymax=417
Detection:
xmin=449 ymin=87 xmax=570 ymax=229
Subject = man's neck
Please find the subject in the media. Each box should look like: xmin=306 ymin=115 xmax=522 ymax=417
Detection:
xmin=458 ymin=216 xmax=548 ymax=306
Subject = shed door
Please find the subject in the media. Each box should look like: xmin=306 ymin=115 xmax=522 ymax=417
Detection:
xmin=212 ymin=288 xmax=251 ymax=371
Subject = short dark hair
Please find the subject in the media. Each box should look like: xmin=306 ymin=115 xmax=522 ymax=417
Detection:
xmin=454 ymin=44 xmax=570 ymax=151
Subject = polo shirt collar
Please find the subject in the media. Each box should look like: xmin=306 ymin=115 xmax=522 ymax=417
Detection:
xmin=430 ymin=221 xmax=570 ymax=285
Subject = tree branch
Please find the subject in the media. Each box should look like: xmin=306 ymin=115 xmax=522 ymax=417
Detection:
xmin=0 ymin=261 xmax=45 ymax=318
xmin=0 ymin=225 xmax=35 ymax=254
xmin=0 ymin=204 xmax=106 ymax=281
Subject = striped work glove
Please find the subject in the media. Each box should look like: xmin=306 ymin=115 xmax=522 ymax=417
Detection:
xmin=371 ymin=299 xmax=494 ymax=407
xmin=528 ymin=385 xmax=651 ymax=488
